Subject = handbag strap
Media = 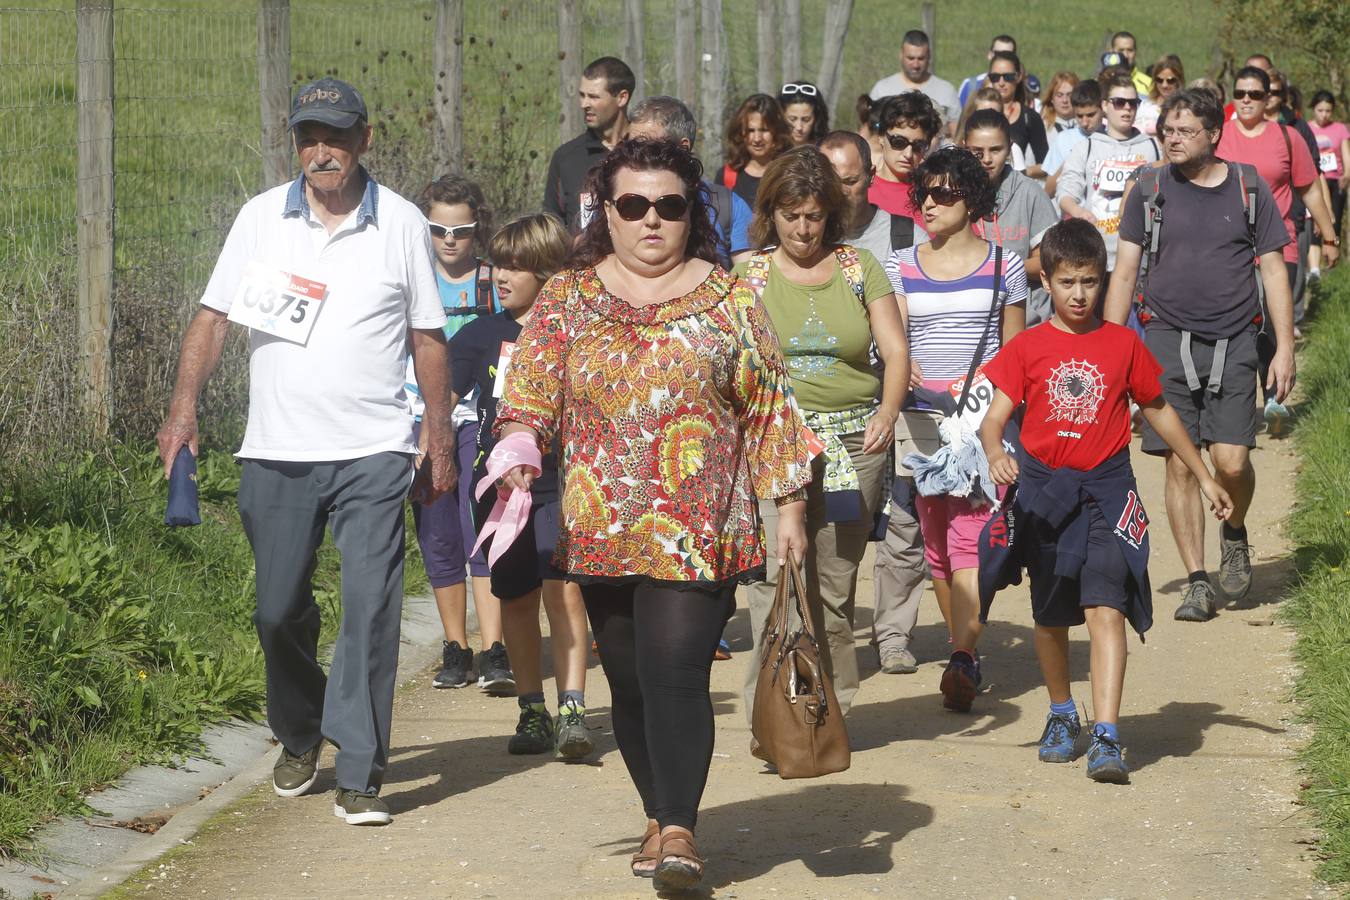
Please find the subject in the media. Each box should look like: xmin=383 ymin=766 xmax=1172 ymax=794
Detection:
xmin=956 ymin=245 xmax=1004 ymax=415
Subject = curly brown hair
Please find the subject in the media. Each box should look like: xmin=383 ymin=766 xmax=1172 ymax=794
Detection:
xmin=724 ymin=94 xmax=792 ymax=171
xmin=748 ymin=145 xmax=847 ymax=250
xmin=570 ymin=138 xmax=722 ymax=269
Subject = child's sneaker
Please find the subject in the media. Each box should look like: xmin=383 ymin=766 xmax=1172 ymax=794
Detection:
xmin=1037 ymin=711 xmax=1081 ymax=763
xmin=476 ymin=641 xmax=517 ymax=696
xmin=507 ymin=702 xmax=554 ymax=755
xmin=940 ymin=651 xmax=978 ymax=712
xmin=1086 ymin=726 xmax=1130 ymax=784
xmin=553 ymin=698 xmax=594 ymax=760
xmin=432 ymin=640 xmax=474 ymax=689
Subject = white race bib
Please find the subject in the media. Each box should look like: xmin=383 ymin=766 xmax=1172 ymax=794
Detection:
xmin=227 ymin=262 xmax=327 ymax=345
xmin=491 ymin=340 xmax=516 ymax=399
xmin=949 ymin=368 xmax=996 ymax=429
xmin=1320 ymin=150 xmax=1339 ymax=173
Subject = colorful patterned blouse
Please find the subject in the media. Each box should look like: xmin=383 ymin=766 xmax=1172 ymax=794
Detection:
xmin=496 ymin=265 xmax=812 ymax=585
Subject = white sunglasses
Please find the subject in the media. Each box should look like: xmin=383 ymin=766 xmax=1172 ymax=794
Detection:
xmin=781 ymin=83 xmax=819 ymax=97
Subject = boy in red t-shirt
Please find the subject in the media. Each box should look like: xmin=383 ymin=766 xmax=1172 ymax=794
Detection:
xmin=977 ymin=220 xmax=1233 ymax=783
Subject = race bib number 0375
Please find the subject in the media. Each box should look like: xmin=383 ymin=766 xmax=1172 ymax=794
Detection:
xmin=227 ymin=262 xmax=327 ymax=345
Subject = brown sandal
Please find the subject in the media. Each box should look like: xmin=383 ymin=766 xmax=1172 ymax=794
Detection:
xmin=654 ymin=829 xmax=705 ymax=891
xmin=630 ymin=821 xmax=661 ymax=878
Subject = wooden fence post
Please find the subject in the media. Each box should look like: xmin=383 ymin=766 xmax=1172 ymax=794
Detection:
xmin=675 ymin=0 xmax=697 ymax=107
xmin=756 ymin=0 xmax=776 ymax=94
xmin=699 ymin=0 xmax=726 ymax=170
xmin=922 ymin=1 xmax=936 ymax=72
xmin=77 ymin=0 xmax=114 ymax=437
xmin=257 ymin=0 xmax=290 ymax=190
xmin=816 ymin=0 xmax=855 ymax=113
xmin=433 ymin=0 xmax=464 ymax=174
xmin=623 ymin=0 xmax=645 ymax=103
xmin=780 ymin=0 xmax=801 ymax=83
xmin=558 ymin=0 xmax=582 ymax=143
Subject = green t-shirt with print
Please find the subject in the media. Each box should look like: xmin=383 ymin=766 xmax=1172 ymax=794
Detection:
xmin=734 ymin=247 xmax=892 ymax=412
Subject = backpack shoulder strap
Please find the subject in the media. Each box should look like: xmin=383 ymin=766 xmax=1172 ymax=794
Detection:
xmin=1232 ymin=162 xmax=1260 ymax=244
xmin=722 ymin=164 xmax=738 ymax=190
xmin=475 ymin=261 xmax=495 ymax=314
xmin=1134 ymin=163 xmax=1166 ymax=279
xmin=889 ymin=212 xmax=916 ymax=252
xmin=709 ymin=183 xmax=733 ymax=237
xmin=743 ymin=251 xmax=772 ymax=300
xmin=834 ymin=244 xmax=867 ymax=306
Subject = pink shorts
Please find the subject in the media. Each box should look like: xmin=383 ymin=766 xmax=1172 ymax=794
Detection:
xmin=916 ymin=492 xmax=997 ymax=580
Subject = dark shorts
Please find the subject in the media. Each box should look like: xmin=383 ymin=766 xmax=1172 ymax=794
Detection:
xmin=1027 ymin=501 xmax=1131 ymax=627
xmin=473 ymin=487 xmax=564 ymax=602
xmin=1141 ymin=321 xmax=1258 ymax=455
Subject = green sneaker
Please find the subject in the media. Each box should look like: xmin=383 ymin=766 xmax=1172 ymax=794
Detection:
xmin=333 ymin=788 xmax=391 ymax=825
xmin=554 ymin=698 xmax=594 ymax=760
xmin=272 ymin=743 xmax=320 ymax=798
xmin=507 ymin=702 xmax=555 ymax=755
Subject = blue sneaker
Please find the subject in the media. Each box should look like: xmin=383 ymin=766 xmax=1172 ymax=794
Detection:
xmin=1264 ymin=398 xmax=1291 ymax=436
xmin=1086 ymin=727 xmax=1130 ymax=784
xmin=1037 ymin=711 xmax=1081 ymax=763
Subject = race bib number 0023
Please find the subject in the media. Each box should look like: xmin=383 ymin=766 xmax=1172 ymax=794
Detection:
xmin=227 ymin=262 xmax=327 ymax=345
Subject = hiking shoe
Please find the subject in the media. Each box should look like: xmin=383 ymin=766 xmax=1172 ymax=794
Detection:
xmin=333 ymin=788 xmax=391 ymax=825
xmin=272 ymin=743 xmax=320 ymax=797
xmin=879 ymin=645 xmax=918 ymax=674
xmin=1264 ymin=398 xmax=1291 ymax=437
xmin=1218 ymin=530 xmax=1253 ymax=601
xmin=507 ymin=703 xmax=555 ymax=755
xmin=553 ymin=698 xmax=594 ymax=760
xmin=1037 ymin=711 xmax=1082 ymax=763
xmin=432 ymin=640 xmax=474 ymax=688
xmin=1173 ymin=580 xmax=1217 ymax=622
xmin=940 ymin=652 xmax=978 ymax=712
xmin=476 ymin=641 xmax=517 ymax=696
xmin=1086 ymin=728 xmax=1130 ymax=784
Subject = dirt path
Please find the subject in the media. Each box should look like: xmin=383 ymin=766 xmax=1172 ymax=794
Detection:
xmin=111 ymin=433 xmax=1331 ymax=899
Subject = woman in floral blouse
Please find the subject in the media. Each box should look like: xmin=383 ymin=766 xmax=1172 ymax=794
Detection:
xmin=495 ymin=139 xmax=810 ymax=891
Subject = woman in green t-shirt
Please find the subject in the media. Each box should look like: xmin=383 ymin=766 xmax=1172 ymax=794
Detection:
xmin=735 ymin=145 xmax=910 ymax=724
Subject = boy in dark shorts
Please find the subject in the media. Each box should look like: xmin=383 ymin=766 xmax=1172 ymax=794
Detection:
xmin=450 ymin=214 xmax=594 ymax=760
xmin=977 ymin=220 xmax=1233 ymax=783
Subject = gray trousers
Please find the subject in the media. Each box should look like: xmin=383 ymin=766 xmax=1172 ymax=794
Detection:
xmin=238 ymin=451 xmax=412 ymax=794
xmin=741 ymin=431 xmax=886 ymax=721
xmin=871 ymin=477 xmax=928 ymax=651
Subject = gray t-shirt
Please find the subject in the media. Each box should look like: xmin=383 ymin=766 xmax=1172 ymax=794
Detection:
xmin=982 ymin=167 xmax=1059 ymax=325
xmin=868 ymin=73 xmax=962 ymax=129
xmin=1118 ymin=164 xmax=1289 ymax=340
xmin=848 ymin=206 xmax=930 ymax=266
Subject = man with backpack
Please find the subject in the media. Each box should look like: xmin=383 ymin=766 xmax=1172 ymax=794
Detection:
xmin=1105 ymin=89 xmax=1296 ymax=623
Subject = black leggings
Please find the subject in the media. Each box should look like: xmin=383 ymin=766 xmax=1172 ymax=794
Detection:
xmin=581 ymin=581 xmax=734 ymax=831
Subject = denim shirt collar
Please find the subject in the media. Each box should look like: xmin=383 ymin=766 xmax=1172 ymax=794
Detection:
xmin=283 ymin=166 xmax=379 ymax=225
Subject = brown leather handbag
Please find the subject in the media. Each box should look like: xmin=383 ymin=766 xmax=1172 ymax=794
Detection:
xmin=750 ymin=559 xmax=850 ymax=779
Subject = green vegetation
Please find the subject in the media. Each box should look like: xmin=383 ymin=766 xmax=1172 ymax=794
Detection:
xmin=1284 ymin=271 xmax=1350 ymax=885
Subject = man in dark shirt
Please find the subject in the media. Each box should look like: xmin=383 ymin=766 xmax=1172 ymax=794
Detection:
xmin=1105 ymin=89 xmax=1295 ymax=624
xmin=542 ymin=56 xmax=634 ymax=229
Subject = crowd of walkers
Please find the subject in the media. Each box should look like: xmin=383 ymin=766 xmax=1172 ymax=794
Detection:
xmin=156 ymin=27 xmax=1345 ymax=893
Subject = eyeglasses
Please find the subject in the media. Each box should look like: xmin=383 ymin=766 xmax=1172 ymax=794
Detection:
xmin=925 ymin=184 xmax=965 ymax=206
xmin=610 ymin=193 xmax=690 ymax=221
xmin=1159 ymin=125 xmax=1206 ymax=140
xmin=1156 ymin=76 xmax=1180 ymax=86
xmin=1233 ymin=89 xmax=1268 ymax=101
xmin=885 ymin=133 xmax=930 ymax=155
xmin=986 ymin=72 xmax=1020 ymax=84
xmin=781 ymin=82 xmax=819 ymax=97
xmin=1106 ymin=97 xmax=1142 ymax=110
xmin=428 ymin=222 xmax=476 ymax=240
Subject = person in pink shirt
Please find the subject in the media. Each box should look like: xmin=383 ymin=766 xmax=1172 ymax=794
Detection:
xmin=1309 ymin=90 xmax=1349 ymax=264
xmin=868 ymin=91 xmax=941 ymax=225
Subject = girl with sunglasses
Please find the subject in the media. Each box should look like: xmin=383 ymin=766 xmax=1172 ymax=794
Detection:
xmin=407 ymin=174 xmax=514 ymax=694
xmin=494 ymin=139 xmax=811 ymax=891
xmin=869 ymin=91 xmax=943 ymax=223
xmin=735 ymin=145 xmax=909 ymax=725
xmin=987 ymin=50 xmax=1048 ymax=178
xmin=717 ymin=93 xmax=793 ymax=206
xmin=1139 ymin=55 xmax=1185 ymax=137
xmin=885 ymin=147 xmax=1026 ymax=713
xmin=779 ymin=79 xmax=831 ymax=147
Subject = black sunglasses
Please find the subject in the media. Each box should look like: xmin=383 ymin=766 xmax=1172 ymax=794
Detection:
xmin=428 ymin=221 xmax=476 ymax=240
xmin=987 ymin=71 xmax=1020 ymax=84
xmin=611 ymin=193 xmax=690 ymax=222
xmin=926 ymin=184 xmax=965 ymax=206
xmin=1156 ymin=76 xmax=1180 ymax=86
xmin=885 ymin=133 xmax=930 ymax=155
xmin=1233 ymin=88 xmax=1268 ymax=101
xmin=1106 ymin=97 xmax=1142 ymax=110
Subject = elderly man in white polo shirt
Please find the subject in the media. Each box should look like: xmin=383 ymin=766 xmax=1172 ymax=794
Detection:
xmin=156 ymin=77 xmax=453 ymax=826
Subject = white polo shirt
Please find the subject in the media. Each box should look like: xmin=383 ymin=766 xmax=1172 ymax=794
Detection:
xmin=200 ymin=170 xmax=447 ymax=461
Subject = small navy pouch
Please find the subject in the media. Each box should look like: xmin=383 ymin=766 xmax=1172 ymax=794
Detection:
xmin=164 ymin=446 xmax=201 ymax=527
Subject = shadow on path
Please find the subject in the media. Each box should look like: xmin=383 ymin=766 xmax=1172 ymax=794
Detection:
xmin=1121 ymin=700 xmax=1285 ymax=772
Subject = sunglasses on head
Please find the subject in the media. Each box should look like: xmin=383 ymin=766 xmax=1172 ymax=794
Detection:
xmin=987 ymin=71 xmax=1019 ymax=84
xmin=1106 ymin=97 xmax=1142 ymax=109
xmin=781 ymin=82 xmax=819 ymax=97
xmin=885 ymin=133 xmax=930 ymax=154
xmin=610 ymin=193 xmax=690 ymax=222
xmin=428 ymin=222 xmax=476 ymax=240
xmin=1233 ymin=88 xmax=1268 ymax=101
xmin=926 ymin=184 xmax=965 ymax=206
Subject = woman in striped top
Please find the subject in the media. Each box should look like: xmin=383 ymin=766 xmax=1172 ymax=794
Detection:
xmin=885 ymin=146 xmax=1027 ymax=713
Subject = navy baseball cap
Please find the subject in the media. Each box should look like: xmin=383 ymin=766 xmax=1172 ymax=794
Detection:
xmin=289 ymin=77 xmax=368 ymax=130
